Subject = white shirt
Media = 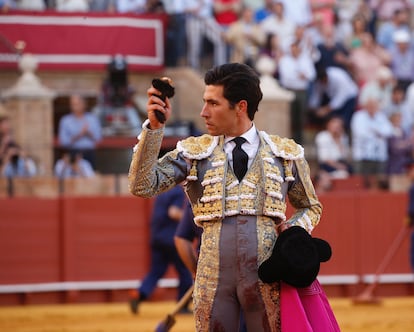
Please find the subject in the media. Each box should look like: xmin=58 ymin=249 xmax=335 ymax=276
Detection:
xmin=260 ymin=15 xmax=296 ymax=43
xmin=315 ymin=130 xmax=350 ymax=163
xmin=277 ymin=0 xmax=313 ymax=27
xmin=309 ymin=67 xmax=358 ymax=110
xmin=56 ymin=0 xmax=89 ymax=11
xmin=162 ymin=0 xmax=192 ymax=14
xmin=187 ymin=0 xmax=213 ymax=18
xmin=116 ymin=0 xmax=146 ymax=13
xmin=278 ymin=53 xmax=316 ymax=90
xmin=351 ymin=110 xmax=394 ymax=162
xmin=224 ymin=124 xmax=259 ymax=169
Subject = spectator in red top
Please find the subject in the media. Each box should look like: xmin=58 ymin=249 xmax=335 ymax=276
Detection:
xmin=213 ymin=0 xmax=242 ymax=29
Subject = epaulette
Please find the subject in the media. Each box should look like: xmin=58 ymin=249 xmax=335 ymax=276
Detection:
xmin=176 ymin=134 xmax=219 ymax=160
xmin=261 ymin=131 xmax=304 ymax=160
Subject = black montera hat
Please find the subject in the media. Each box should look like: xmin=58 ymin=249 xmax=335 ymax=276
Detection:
xmin=258 ymin=226 xmax=332 ymax=288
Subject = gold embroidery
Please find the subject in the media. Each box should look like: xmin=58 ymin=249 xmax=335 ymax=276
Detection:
xmin=128 ymin=126 xmax=173 ymax=197
xmin=259 ymin=282 xmax=281 ymax=332
xmin=177 ymin=134 xmax=218 ymax=159
xmin=194 ymin=222 xmax=222 ymax=331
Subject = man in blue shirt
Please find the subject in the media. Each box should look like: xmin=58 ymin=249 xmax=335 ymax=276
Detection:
xmin=58 ymin=94 xmax=102 ymax=169
xmin=129 ymin=185 xmax=193 ymax=314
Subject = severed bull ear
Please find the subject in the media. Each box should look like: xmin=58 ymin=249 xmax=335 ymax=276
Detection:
xmin=151 ymin=77 xmax=175 ymax=123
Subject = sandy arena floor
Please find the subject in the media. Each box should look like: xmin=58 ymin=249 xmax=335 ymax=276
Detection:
xmin=1 ymin=297 xmax=414 ymax=332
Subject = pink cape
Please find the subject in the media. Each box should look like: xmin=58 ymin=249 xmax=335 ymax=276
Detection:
xmin=280 ymin=280 xmax=341 ymax=331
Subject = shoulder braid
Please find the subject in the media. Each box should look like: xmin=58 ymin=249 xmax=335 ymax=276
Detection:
xmin=260 ymin=131 xmax=304 ymax=160
xmin=177 ymin=134 xmax=219 ymax=160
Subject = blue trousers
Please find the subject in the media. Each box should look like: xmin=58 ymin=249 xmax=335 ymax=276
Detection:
xmin=411 ymin=230 xmax=414 ymax=272
xmin=139 ymin=243 xmax=193 ymax=301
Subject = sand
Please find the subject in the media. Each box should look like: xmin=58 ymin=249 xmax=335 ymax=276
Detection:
xmin=1 ymin=297 xmax=414 ymax=332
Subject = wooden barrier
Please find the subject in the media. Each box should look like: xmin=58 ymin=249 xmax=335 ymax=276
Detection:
xmin=0 ymin=190 xmax=412 ymax=305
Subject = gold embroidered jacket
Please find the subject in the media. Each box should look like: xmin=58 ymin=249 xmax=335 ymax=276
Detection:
xmin=128 ymin=122 xmax=322 ymax=233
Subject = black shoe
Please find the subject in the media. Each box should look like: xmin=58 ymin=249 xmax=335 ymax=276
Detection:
xmin=128 ymin=289 xmax=141 ymax=315
xmin=129 ymin=297 xmax=140 ymax=314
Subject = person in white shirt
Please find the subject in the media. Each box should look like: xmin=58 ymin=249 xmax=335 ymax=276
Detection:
xmin=308 ymin=66 xmax=359 ymax=131
xmin=278 ymin=40 xmax=316 ymax=144
xmin=381 ymin=84 xmax=413 ymax=136
xmin=162 ymin=0 xmax=190 ymax=67
xmin=1 ymin=144 xmax=37 ymax=178
xmin=260 ymin=1 xmax=296 ymax=52
xmin=315 ymin=115 xmax=352 ymax=192
xmin=350 ymin=92 xmax=394 ymax=189
xmin=225 ymin=6 xmax=266 ymax=67
xmin=115 ymin=0 xmax=146 ymax=13
xmin=359 ymin=65 xmax=395 ymax=113
xmin=54 ymin=150 xmax=95 ymax=178
xmin=276 ymin=0 xmax=313 ymax=27
xmin=15 ymin=0 xmax=45 ymax=10
xmin=55 ymin=0 xmax=89 ymax=11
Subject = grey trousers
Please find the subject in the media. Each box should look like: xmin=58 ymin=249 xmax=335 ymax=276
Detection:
xmin=209 ymin=216 xmax=271 ymax=332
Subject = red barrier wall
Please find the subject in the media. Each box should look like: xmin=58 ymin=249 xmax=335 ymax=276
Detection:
xmin=0 ymin=190 xmax=412 ymax=304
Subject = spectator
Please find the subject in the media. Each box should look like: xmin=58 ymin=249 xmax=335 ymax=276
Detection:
xmin=376 ymin=9 xmax=410 ymax=51
xmin=406 ymin=81 xmax=414 ymax=121
xmin=115 ymin=0 xmax=146 ymax=13
xmin=129 ymin=186 xmax=193 ymax=315
xmin=58 ymin=94 xmax=102 ymax=169
xmin=14 ymin=0 xmax=46 ymax=10
xmin=306 ymin=12 xmax=329 ymax=48
xmin=350 ymin=93 xmax=394 ymax=189
xmin=294 ymin=24 xmax=320 ymax=62
xmin=162 ymin=0 xmax=189 ymax=67
xmin=315 ymin=24 xmax=351 ymax=72
xmin=278 ymin=40 xmax=316 ymax=144
xmin=257 ymin=32 xmax=283 ymax=78
xmin=88 ymin=0 xmax=116 ymax=12
xmin=359 ymin=65 xmax=395 ymax=112
xmin=225 ymin=6 xmax=265 ymax=68
xmin=213 ymin=0 xmax=242 ymax=30
xmin=260 ymin=1 xmax=296 ymax=52
xmin=145 ymin=0 xmax=164 ymax=13
xmin=308 ymin=65 xmax=358 ymax=130
xmin=277 ymin=0 xmax=313 ymax=28
xmin=186 ymin=0 xmax=227 ymax=70
xmin=386 ymin=111 xmax=414 ymax=176
xmin=1 ymin=143 xmax=37 ymax=178
xmin=381 ymin=84 xmax=413 ymax=135
xmin=0 ymin=0 xmax=15 ymax=12
xmin=389 ymin=29 xmax=414 ymax=92
xmin=254 ymin=0 xmax=273 ymax=23
xmin=54 ymin=149 xmax=95 ymax=178
xmin=344 ymin=13 xmax=369 ymax=50
xmin=369 ymin=0 xmax=412 ymax=24
xmin=55 ymin=0 xmax=89 ymax=11
xmin=349 ymin=32 xmax=391 ymax=87
xmin=243 ymin=0 xmax=264 ymax=12
xmin=314 ymin=115 xmax=352 ymax=192
xmin=310 ymin=0 xmax=335 ymax=27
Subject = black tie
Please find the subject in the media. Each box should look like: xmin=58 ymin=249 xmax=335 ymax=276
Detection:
xmin=232 ymin=137 xmax=248 ymax=181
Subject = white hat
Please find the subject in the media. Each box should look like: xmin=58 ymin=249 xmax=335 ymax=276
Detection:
xmin=376 ymin=66 xmax=393 ymax=80
xmin=393 ymin=29 xmax=411 ymax=43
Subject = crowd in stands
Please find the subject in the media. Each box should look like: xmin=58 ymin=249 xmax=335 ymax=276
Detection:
xmin=1 ymin=0 xmax=414 ymax=193
xmin=0 ymin=95 xmax=99 ymax=180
